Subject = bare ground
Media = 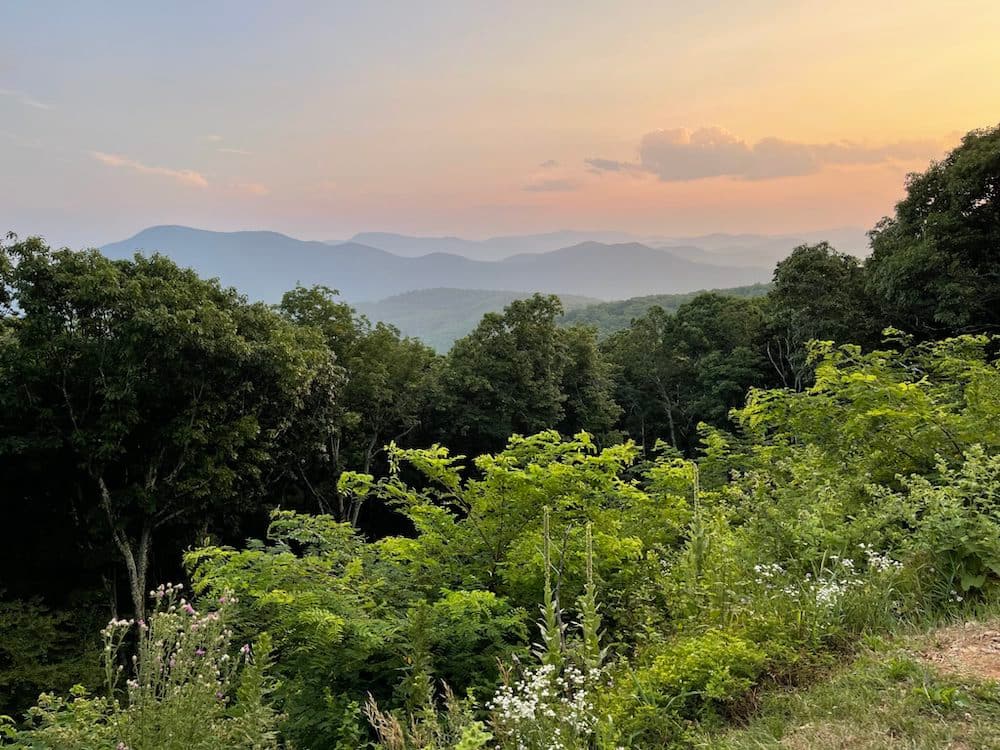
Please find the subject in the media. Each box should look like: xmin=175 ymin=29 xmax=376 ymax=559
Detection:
xmin=917 ymin=619 xmax=1000 ymax=682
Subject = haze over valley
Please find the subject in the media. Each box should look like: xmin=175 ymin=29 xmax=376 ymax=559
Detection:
xmin=99 ymin=224 xmax=856 ymax=347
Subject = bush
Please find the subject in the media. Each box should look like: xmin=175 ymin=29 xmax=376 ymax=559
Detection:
xmin=888 ymin=447 xmax=1000 ymax=607
xmin=608 ymin=630 xmax=766 ymax=745
xmin=11 ymin=584 xmax=278 ymax=750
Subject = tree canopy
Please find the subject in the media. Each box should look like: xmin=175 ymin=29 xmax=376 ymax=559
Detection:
xmin=0 ymin=239 xmax=333 ymax=618
xmin=867 ymin=124 xmax=1000 ymax=334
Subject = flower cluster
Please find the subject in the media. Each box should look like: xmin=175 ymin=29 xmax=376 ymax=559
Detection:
xmin=750 ymin=547 xmax=904 ymax=610
xmin=83 ymin=584 xmax=278 ymax=749
xmin=752 ymin=562 xmax=785 ymax=584
xmin=488 ymin=662 xmax=603 ymax=750
xmin=100 ymin=585 xmax=249 ymax=713
xmin=858 ymin=543 xmax=903 ymax=573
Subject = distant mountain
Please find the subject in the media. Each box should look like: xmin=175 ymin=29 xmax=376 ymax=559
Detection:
xmin=486 ymin=241 xmax=770 ymax=298
xmin=344 ymin=230 xmax=638 ymax=261
xmin=560 ymin=283 xmax=772 ymax=338
xmin=102 ymin=226 xmax=400 ymax=303
xmin=340 ymin=227 xmax=869 ymax=264
xmin=101 ymin=226 xmax=773 ymax=303
xmin=356 ymin=288 xmax=600 ymax=352
xmin=655 ymin=227 xmax=869 ymax=268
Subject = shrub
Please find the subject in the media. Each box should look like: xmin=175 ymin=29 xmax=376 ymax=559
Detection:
xmin=12 ymin=584 xmax=278 ymax=750
xmin=889 ymin=447 xmax=1000 ymax=606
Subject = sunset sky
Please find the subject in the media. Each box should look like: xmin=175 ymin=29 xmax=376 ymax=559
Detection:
xmin=3 ymin=1 xmax=999 ymax=248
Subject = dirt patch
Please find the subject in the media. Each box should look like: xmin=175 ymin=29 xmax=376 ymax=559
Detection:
xmin=917 ymin=620 xmax=1000 ymax=682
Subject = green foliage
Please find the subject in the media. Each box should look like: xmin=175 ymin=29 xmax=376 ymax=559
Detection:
xmin=14 ymin=687 xmax=115 ymax=750
xmin=366 ymin=686 xmax=489 ymax=750
xmin=8 ymin=329 xmax=1000 ymax=747
xmin=885 ymin=447 xmax=1000 ymax=604
xmin=278 ymin=284 xmax=440 ymax=520
xmin=377 ymin=431 xmax=678 ymax=626
xmin=10 ymin=585 xmax=278 ymax=750
xmin=603 ymin=293 xmax=770 ymax=451
xmin=185 ymin=511 xmax=394 ymax=748
xmin=735 ymin=335 xmax=1000 ymax=487
xmin=186 ymin=508 xmax=525 ymax=747
xmin=0 ymin=239 xmax=334 ymax=618
xmin=561 ymin=284 xmax=771 ymax=339
xmin=765 ymin=242 xmax=879 ymax=390
xmin=441 ymin=295 xmax=619 ymax=454
xmin=613 ymin=630 xmax=766 ymax=745
xmin=867 ymin=123 xmax=1000 ymax=335
xmin=0 ymin=599 xmax=101 ymax=718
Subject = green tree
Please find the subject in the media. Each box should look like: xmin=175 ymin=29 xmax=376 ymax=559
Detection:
xmin=0 ymin=238 xmax=333 ymax=618
xmin=279 ymin=285 xmax=440 ymax=523
xmin=672 ymin=293 xmax=769 ymax=425
xmin=603 ymin=305 xmax=690 ymax=450
xmin=764 ymin=242 xmax=879 ymax=390
xmin=342 ymin=322 xmax=441 ymax=476
xmin=604 ymin=293 xmax=768 ymax=451
xmin=442 ymin=295 xmax=569 ymax=454
xmin=557 ymin=324 xmax=621 ymax=441
xmin=866 ymin=124 xmax=1000 ymax=335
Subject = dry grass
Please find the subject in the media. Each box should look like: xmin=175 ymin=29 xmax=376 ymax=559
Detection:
xmin=699 ymin=617 xmax=1000 ymax=750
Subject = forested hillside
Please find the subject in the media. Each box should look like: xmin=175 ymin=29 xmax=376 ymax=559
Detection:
xmin=356 ymin=288 xmax=600 ymax=352
xmin=560 ymin=283 xmax=770 ymax=338
xmin=1 ymin=125 xmax=998 ymax=749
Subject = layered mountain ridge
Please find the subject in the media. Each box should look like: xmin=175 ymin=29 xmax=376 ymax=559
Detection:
xmin=101 ymin=225 xmax=787 ymax=303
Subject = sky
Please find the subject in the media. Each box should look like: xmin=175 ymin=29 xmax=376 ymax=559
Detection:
xmin=2 ymin=1 xmax=999 ymax=249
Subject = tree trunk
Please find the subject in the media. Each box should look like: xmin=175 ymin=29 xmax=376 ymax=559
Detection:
xmin=362 ymin=433 xmax=379 ymax=476
xmin=98 ymin=477 xmax=152 ymax=619
xmin=665 ymin=401 xmax=678 ymax=449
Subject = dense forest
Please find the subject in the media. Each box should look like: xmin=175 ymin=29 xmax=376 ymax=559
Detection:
xmin=0 ymin=125 xmax=998 ymax=748
xmin=559 ymin=283 xmax=770 ymax=339
xmin=355 ymin=289 xmax=602 ymax=353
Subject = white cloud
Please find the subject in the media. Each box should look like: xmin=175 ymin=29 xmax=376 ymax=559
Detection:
xmin=91 ymin=151 xmax=208 ymax=187
xmin=218 ymin=147 xmax=252 ymax=155
xmin=588 ymin=127 xmax=945 ymax=181
xmin=0 ymin=88 xmax=51 ymax=110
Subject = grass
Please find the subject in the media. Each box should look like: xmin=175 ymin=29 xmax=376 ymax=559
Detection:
xmin=696 ymin=617 xmax=1000 ymax=749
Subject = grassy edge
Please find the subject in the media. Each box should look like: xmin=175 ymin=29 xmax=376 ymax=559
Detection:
xmin=693 ymin=605 xmax=1000 ymax=749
